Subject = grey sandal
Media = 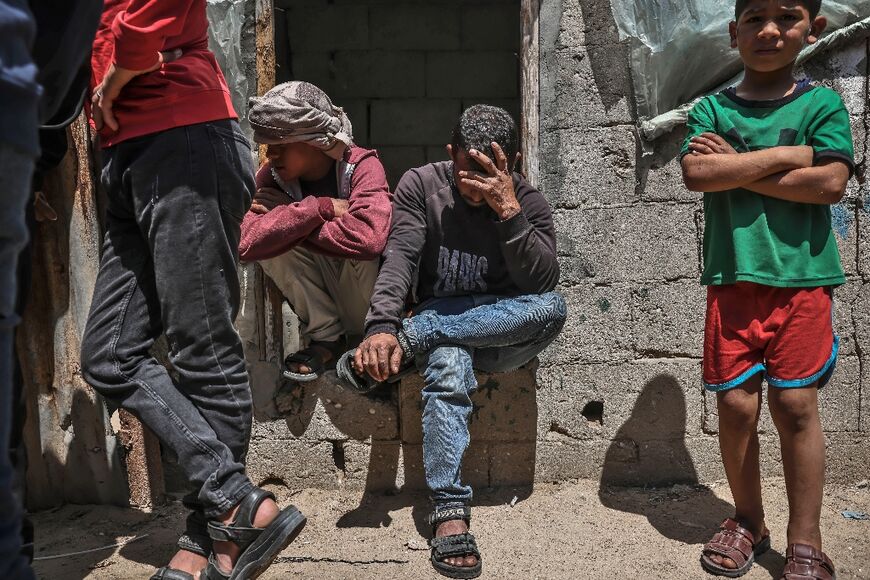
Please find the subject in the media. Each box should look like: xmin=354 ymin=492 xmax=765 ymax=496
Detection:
xmin=429 ymin=506 xmax=482 ymax=579
xmin=200 ymin=488 xmax=306 ymax=580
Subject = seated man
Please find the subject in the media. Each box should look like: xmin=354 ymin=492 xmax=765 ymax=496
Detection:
xmin=240 ymin=81 xmax=392 ymax=381
xmin=338 ymin=105 xmax=566 ymax=579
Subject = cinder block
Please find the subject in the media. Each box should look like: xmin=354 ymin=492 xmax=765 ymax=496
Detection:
xmin=536 ymin=358 xmax=705 ymax=441
xmin=540 ymin=0 xmax=622 ymax=51
xmin=342 ymin=440 xmax=404 ymax=491
xmin=823 ymin=433 xmax=870 ymax=484
xmin=534 ymin=438 xmax=608 ymax=482
xmin=247 ymin=440 xmax=339 ymax=488
xmin=460 ymin=4 xmax=520 ymax=51
xmin=398 ymin=366 xmax=538 ymax=445
xmin=286 ymin=4 xmax=369 ymax=52
xmin=426 ymin=52 xmax=519 ymax=99
xmin=290 ymin=52 xmax=336 ymax=96
xmin=702 ymin=356 xmax=861 ymax=434
xmin=371 ymin=145 xmax=427 ymax=187
xmin=270 ymin=372 xmax=400 ymax=441
xmin=600 ymin=437 xmax=709 ymax=487
xmin=332 ymin=51 xmax=426 ymax=99
xmin=274 ymin=8 xmax=291 ymax=84
xmin=553 ymin=204 xmax=700 ymax=283
xmin=800 ymin=41 xmax=868 ymax=115
xmin=338 ymin=99 xmax=369 ymax=146
xmin=460 ymin=98 xmax=522 ymax=128
xmin=639 ymin=125 xmax=701 ymax=203
xmin=425 ymin=145 xmax=450 ymax=164
xmin=400 ymin=442 xmax=489 ymax=490
xmin=489 ymin=442 xmax=536 ymax=487
xmin=832 ymin=201 xmax=858 ymax=278
xmin=630 ymin=281 xmax=705 ymax=358
xmin=540 ymin=125 xmax=637 ymax=208
xmin=537 ymin=283 xmax=633 ymax=365
xmin=541 ymin=46 xmax=633 ymax=132
xmin=833 ymin=279 xmax=859 ymax=356
xmin=370 ymin=5 xmax=461 ymax=50
xmin=369 ymin=99 xmax=461 ymax=145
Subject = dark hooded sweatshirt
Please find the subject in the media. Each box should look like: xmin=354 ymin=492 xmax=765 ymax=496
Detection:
xmin=365 ymin=160 xmax=559 ymax=337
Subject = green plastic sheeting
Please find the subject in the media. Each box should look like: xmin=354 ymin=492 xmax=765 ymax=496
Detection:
xmin=608 ymin=0 xmax=870 ymax=140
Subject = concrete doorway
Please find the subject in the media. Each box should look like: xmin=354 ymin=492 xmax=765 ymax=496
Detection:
xmin=273 ymin=0 xmax=523 ymax=186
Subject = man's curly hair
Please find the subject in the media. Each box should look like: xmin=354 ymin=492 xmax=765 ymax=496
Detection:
xmin=450 ymin=104 xmax=518 ymax=167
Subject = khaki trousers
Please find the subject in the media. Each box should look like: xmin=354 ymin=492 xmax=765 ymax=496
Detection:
xmin=260 ymin=246 xmax=378 ymax=345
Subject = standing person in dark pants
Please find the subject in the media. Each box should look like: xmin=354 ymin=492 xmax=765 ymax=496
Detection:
xmin=79 ymin=1 xmax=306 ymax=579
xmin=0 ymin=4 xmax=40 ymax=578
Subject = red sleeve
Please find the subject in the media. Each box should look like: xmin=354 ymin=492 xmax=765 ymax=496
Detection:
xmin=306 ymin=153 xmax=393 ymax=260
xmin=239 ymin=163 xmax=336 ymax=262
xmin=111 ymin=0 xmax=195 ymax=70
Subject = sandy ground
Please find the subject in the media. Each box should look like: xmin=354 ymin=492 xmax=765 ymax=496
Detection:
xmin=32 ymin=478 xmax=869 ymax=580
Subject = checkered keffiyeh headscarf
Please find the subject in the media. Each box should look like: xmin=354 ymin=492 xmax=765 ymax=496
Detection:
xmin=248 ymin=81 xmax=354 ymax=160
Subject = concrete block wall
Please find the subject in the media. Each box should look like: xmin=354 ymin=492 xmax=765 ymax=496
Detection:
xmin=274 ymin=0 xmax=521 ymax=186
xmin=237 ymin=2 xmax=869 ymax=495
xmin=538 ymin=0 xmax=870 ymax=486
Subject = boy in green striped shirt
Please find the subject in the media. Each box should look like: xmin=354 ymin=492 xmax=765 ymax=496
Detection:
xmin=680 ymin=1 xmax=854 ymax=578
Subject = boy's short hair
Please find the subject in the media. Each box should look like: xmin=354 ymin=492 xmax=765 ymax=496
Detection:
xmin=735 ymin=0 xmax=822 ymax=20
xmin=451 ymin=104 xmax=519 ymax=166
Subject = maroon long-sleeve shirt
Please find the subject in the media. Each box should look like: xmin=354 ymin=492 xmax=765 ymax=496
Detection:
xmin=239 ymin=146 xmax=392 ymax=262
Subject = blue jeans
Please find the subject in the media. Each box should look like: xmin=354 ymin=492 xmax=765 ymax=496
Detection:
xmin=0 ymin=145 xmax=36 ymax=579
xmin=404 ymin=292 xmax=567 ymax=509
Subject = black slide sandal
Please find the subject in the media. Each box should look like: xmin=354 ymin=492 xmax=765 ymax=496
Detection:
xmin=200 ymin=488 xmax=306 ymax=580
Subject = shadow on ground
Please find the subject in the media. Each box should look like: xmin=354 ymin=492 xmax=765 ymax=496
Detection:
xmin=597 ymin=374 xmax=785 ymax=578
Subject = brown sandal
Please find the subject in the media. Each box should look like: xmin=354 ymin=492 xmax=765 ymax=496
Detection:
xmin=780 ymin=543 xmax=836 ymax=580
xmin=701 ymin=518 xmax=771 ymax=578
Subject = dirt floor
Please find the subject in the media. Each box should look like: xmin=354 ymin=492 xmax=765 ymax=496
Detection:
xmin=32 ymin=478 xmax=870 ymax=580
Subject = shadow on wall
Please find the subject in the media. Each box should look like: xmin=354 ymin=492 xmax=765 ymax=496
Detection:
xmin=597 ymin=374 xmax=731 ymax=544
xmin=576 ymin=0 xmax=634 ymax=113
xmin=270 ymin=365 xmax=538 ymax=538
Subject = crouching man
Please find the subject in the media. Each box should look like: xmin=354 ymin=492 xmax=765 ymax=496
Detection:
xmin=239 ymin=81 xmax=391 ymax=383
xmin=337 ymin=105 xmax=566 ymax=579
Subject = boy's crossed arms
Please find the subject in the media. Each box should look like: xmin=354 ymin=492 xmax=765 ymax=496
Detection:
xmin=682 ymin=132 xmax=850 ymax=204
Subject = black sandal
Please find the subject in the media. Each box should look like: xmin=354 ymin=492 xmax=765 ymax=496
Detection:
xmin=335 ymin=348 xmax=416 ymax=394
xmin=200 ymin=487 xmax=306 ymax=580
xmin=283 ymin=340 xmax=343 ymax=382
xmin=151 ymin=512 xmax=213 ymax=580
xmin=428 ymin=506 xmax=482 ymax=579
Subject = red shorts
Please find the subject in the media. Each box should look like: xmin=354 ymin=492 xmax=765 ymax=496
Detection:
xmin=703 ymin=282 xmax=838 ymax=391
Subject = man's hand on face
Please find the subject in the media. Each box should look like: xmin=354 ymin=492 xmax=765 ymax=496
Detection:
xmin=92 ymin=49 xmax=183 ymax=132
xmin=331 ymin=198 xmax=349 ymax=218
xmin=354 ymin=333 xmax=404 ymax=382
xmin=250 ymin=187 xmax=289 ymax=214
xmin=458 ymin=142 xmax=521 ymax=220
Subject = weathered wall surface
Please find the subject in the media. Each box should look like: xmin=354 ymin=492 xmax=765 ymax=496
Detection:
xmin=237 ymin=2 xmax=869 ymax=496
xmin=537 ymin=0 xmax=870 ymax=486
xmin=272 ymin=0 xmax=521 ymax=186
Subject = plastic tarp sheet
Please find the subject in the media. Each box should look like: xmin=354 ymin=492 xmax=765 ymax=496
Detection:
xmin=608 ymin=0 xmax=870 ymax=140
xmin=206 ymin=0 xmax=251 ymax=138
